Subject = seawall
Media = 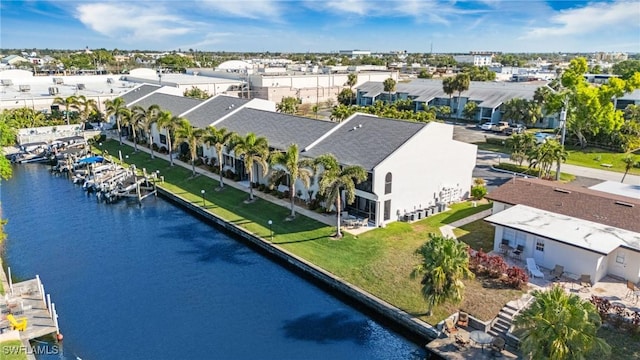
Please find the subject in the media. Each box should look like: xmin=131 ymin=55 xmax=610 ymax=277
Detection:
xmin=156 ymin=187 xmax=438 ymax=346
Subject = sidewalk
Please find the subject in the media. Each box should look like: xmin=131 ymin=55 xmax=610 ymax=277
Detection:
xmin=439 ymin=208 xmax=493 ymax=239
xmin=105 ymin=136 xmax=337 ymax=227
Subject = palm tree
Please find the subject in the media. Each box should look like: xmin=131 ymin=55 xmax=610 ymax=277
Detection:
xmin=270 ymin=143 xmax=315 ymax=218
xmin=383 ymin=77 xmax=396 ymax=105
xmin=174 ymin=119 xmax=206 ymax=177
xmin=53 ymin=95 xmax=77 ymax=125
xmin=442 ymin=77 xmax=455 ymax=120
xmin=314 ymin=154 xmax=366 ymax=238
xmin=72 ymin=95 xmax=97 ymax=123
xmin=621 ymin=154 xmax=637 ymax=183
xmin=528 ymin=139 xmax=567 ymax=179
xmin=230 ymin=132 xmax=270 ymax=201
xmin=453 ymin=73 xmax=470 ymax=119
xmin=203 ymin=126 xmax=235 ymax=189
xmin=346 ymin=73 xmax=358 ymax=105
xmin=132 ymin=104 xmax=160 ymax=158
xmin=506 ymin=133 xmax=536 ymax=166
xmin=502 ymin=98 xmax=525 ymax=124
xmin=330 ymin=104 xmax=355 ymax=122
xmin=121 ymin=106 xmax=144 ymax=152
xmin=156 ymin=112 xmax=181 ymax=166
xmin=411 ymin=234 xmax=474 ymax=316
xmin=513 ymin=285 xmax=611 ymax=360
xmin=104 ymin=97 xmax=128 ymax=145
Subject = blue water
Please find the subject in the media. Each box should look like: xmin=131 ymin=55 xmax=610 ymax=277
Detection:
xmin=1 ymin=164 xmax=425 ymax=360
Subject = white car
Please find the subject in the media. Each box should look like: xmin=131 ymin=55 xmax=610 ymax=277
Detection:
xmin=534 ymin=132 xmax=558 ymax=144
xmin=480 ymin=122 xmax=493 ymax=131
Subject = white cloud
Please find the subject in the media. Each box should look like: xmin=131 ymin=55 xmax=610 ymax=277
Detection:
xmin=198 ymin=0 xmax=282 ymax=20
xmin=525 ymin=0 xmax=640 ymax=38
xmin=323 ymin=0 xmax=368 ymax=16
xmin=75 ymin=2 xmax=196 ymax=41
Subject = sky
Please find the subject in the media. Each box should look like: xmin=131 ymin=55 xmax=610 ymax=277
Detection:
xmin=0 ymin=0 xmax=639 ymax=53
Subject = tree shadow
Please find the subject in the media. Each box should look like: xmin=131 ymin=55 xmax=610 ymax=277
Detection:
xmin=281 ymin=310 xmax=369 ymax=344
xmin=273 ymin=235 xmax=328 ymax=244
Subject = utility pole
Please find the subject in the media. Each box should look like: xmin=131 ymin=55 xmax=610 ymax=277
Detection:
xmin=555 ymin=102 xmax=568 ymax=181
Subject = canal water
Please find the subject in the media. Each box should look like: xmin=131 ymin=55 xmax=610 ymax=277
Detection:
xmin=1 ymin=164 xmax=425 ymax=360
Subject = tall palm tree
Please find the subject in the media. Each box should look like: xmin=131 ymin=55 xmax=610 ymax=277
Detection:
xmin=203 ymin=126 xmax=235 ymax=189
xmin=104 ymin=97 xmax=128 ymax=145
xmin=270 ymin=143 xmax=315 ymax=218
xmin=72 ymin=95 xmax=97 ymax=123
xmin=513 ymin=285 xmax=611 ymax=360
xmin=156 ymin=112 xmax=181 ymax=166
xmin=442 ymin=77 xmax=455 ymax=120
xmin=314 ymin=154 xmax=366 ymax=238
xmin=453 ymin=73 xmax=470 ymax=119
xmin=121 ymin=106 xmax=143 ymax=152
xmin=174 ymin=119 xmax=206 ymax=176
xmin=383 ymin=77 xmax=396 ymax=105
xmin=132 ymin=104 xmax=160 ymax=158
xmin=411 ymin=234 xmax=474 ymax=316
xmin=53 ymin=95 xmax=78 ymax=125
xmin=230 ymin=132 xmax=270 ymax=201
xmin=346 ymin=73 xmax=358 ymax=105
xmin=506 ymin=133 xmax=536 ymax=166
xmin=528 ymin=139 xmax=567 ymax=179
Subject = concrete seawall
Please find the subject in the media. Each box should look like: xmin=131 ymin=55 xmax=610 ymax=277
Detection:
xmin=156 ymin=187 xmax=438 ymax=346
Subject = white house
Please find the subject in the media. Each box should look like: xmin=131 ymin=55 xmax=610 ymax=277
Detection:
xmin=485 ymin=178 xmax=640 ymax=284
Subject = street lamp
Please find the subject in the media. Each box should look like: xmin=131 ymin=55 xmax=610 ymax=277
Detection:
xmin=201 ymin=189 xmax=206 ymax=206
xmin=268 ymin=220 xmax=273 ymax=241
xmin=555 ymin=104 xmax=568 ymax=181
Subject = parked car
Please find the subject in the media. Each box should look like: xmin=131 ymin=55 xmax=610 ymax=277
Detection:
xmin=504 ymin=124 xmax=526 ymax=135
xmin=490 ymin=121 xmax=510 ymax=132
xmin=534 ymin=132 xmax=558 ymax=143
xmin=479 ymin=122 xmax=493 ymax=131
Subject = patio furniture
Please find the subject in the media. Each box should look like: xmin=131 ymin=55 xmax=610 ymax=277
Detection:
xmin=358 ymin=218 xmax=369 ymax=228
xmin=512 ymin=244 xmax=524 ymax=259
xmin=550 ymin=265 xmax=564 ymax=280
xmin=580 ymin=274 xmax=592 ymax=292
xmin=526 ymin=258 xmax=544 ymax=278
xmin=454 ymin=333 xmax=470 ymax=350
xmin=444 ymin=318 xmax=458 ymax=335
xmin=469 ymin=330 xmax=493 ymax=352
xmin=626 ymin=280 xmax=637 ymax=298
xmin=490 ymin=336 xmax=506 ymax=357
xmin=6 ymin=314 xmax=27 ymax=331
xmin=457 ymin=311 xmax=469 ymax=327
xmin=500 ymin=240 xmax=511 ymax=255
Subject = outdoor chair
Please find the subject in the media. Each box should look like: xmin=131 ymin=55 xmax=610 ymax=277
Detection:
xmin=526 ymin=258 xmax=544 ymax=278
xmin=500 ymin=240 xmax=510 ymax=255
xmin=625 ymin=280 xmax=637 ymax=298
xmin=580 ymin=274 xmax=592 ymax=292
xmin=454 ymin=334 xmax=470 ymax=350
xmin=512 ymin=245 xmax=524 ymax=259
xmin=550 ymin=265 xmax=564 ymax=280
xmin=6 ymin=314 xmax=27 ymax=331
xmin=457 ymin=311 xmax=469 ymax=327
xmin=359 ymin=218 xmax=369 ymax=227
xmin=490 ymin=337 xmax=506 ymax=357
xmin=444 ymin=318 xmax=458 ymax=336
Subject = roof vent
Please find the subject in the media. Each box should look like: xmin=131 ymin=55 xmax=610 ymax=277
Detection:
xmin=554 ymin=188 xmax=571 ymax=194
xmin=358 ymin=124 xmax=362 ymax=128
xmin=615 ymin=201 xmax=635 ymax=208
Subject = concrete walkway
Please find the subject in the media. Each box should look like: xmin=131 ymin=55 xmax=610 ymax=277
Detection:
xmin=105 ymin=136 xmax=337 ymax=226
xmin=439 ymin=209 xmax=493 ymax=239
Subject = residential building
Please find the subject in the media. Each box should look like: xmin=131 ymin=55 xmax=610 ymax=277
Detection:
xmin=453 ymin=54 xmax=493 ymax=67
xmin=615 ymin=89 xmax=640 ymax=110
xmin=485 ymin=178 xmax=640 ymax=284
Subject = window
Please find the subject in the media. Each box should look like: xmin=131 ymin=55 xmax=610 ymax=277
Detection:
xmin=355 ymin=172 xmax=373 ymax=193
xmin=616 ymin=252 xmax=625 ymax=264
xmin=384 ymin=200 xmax=391 ymax=221
xmin=159 ymin=134 xmax=167 ymax=145
xmin=384 ymin=172 xmax=392 ymax=194
xmin=535 ymin=239 xmax=544 ymax=252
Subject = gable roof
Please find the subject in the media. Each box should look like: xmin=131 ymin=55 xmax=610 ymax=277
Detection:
xmin=120 ymin=84 xmax=161 ymax=105
xmin=485 ymin=204 xmax=640 ymax=254
xmin=303 ymin=114 xmax=426 ymax=170
xmin=183 ymin=95 xmax=250 ymax=129
xmin=128 ymin=93 xmax=203 ymax=116
xmin=486 ymin=177 xmax=640 ymax=232
xmin=216 ymin=108 xmax=338 ymax=150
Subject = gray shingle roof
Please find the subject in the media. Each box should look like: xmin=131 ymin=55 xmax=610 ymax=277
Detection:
xmin=304 ymin=114 xmax=426 ymax=170
xmin=120 ymin=84 xmax=160 ymax=105
xmin=216 ymin=108 xmax=338 ymax=150
xmin=183 ymin=95 xmax=250 ymax=129
xmin=359 ymin=79 xmax=542 ymax=109
xmin=619 ymin=89 xmax=640 ymax=101
xmin=128 ymin=93 xmax=203 ymax=116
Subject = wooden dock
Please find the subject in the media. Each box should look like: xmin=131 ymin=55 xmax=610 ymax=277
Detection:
xmin=1 ymin=277 xmax=59 ymax=341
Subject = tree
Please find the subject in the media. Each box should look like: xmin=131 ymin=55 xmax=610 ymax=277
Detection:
xmin=442 ymin=77 xmax=455 ymax=119
xmin=156 ymin=112 xmax=182 ymax=166
xmin=174 ymin=119 xmax=206 ymax=176
xmin=621 ymin=154 xmax=637 ymax=183
xmin=513 ymin=285 xmax=611 ymax=360
xmin=203 ymin=126 xmax=235 ymax=189
xmin=527 ymin=139 xmax=567 ymax=179
xmin=104 ymin=97 xmax=128 ymax=145
xmin=330 ymin=104 xmax=355 ymax=122
xmin=506 ymin=133 xmax=536 ymax=166
xmin=411 ymin=234 xmax=474 ymax=315
xmin=453 ymin=73 xmax=470 ymax=118
xmin=183 ymin=86 xmax=212 ymax=99
xmin=269 ymin=143 xmax=315 ymax=218
xmin=0 ymin=120 xmax=15 ymax=180
xmin=346 ymin=73 xmax=358 ymax=105
xmin=72 ymin=95 xmax=97 ymax=123
xmin=314 ymin=154 xmax=366 ymax=238
xmin=133 ymin=104 xmax=160 ymax=159
xmin=462 ymin=102 xmax=478 ymax=122
xmin=383 ymin=77 xmax=396 ymax=104
xmin=52 ymin=95 xmax=77 ymax=125
xmin=470 ymin=185 xmax=487 ymax=200
xmin=276 ymin=97 xmax=299 ymax=114
xmin=611 ymin=59 xmax=640 ymax=80
xmin=337 ymin=89 xmax=355 ymax=106
xmin=230 ymin=132 xmax=270 ymax=201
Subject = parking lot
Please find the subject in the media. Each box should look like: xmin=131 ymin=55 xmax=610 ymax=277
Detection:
xmin=451 ymin=123 xmax=509 ymax=144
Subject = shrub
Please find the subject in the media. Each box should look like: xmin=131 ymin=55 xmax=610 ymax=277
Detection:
xmin=471 ymin=185 xmax=487 ymax=200
xmin=159 ymin=146 xmax=167 ymax=154
xmin=283 ymin=190 xmax=290 ymax=199
xmin=505 ymin=266 xmax=528 ymax=289
xmin=258 ymin=184 xmax=266 ymax=192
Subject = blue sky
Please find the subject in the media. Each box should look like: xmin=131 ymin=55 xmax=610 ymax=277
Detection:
xmin=1 ymin=0 xmax=639 ymax=53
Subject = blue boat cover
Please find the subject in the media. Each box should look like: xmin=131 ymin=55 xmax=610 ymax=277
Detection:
xmin=77 ymin=156 xmax=104 ymax=164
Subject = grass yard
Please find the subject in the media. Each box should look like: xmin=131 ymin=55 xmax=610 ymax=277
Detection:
xmin=590 ymin=327 xmax=640 ymax=360
xmin=494 ymin=163 xmax=576 ymax=182
xmin=453 ymin=219 xmax=496 ymax=252
xmin=565 ymin=146 xmax=640 ymax=175
xmin=0 ymin=340 xmax=26 ymax=360
xmin=100 ymin=140 xmax=524 ymax=324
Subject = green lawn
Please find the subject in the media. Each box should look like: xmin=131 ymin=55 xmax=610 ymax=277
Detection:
xmin=494 ymin=163 xmax=576 ymax=182
xmin=590 ymin=327 xmax=640 ymax=360
xmin=0 ymin=340 xmax=26 ymax=360
xmin=453 ymin=219 xmax=496 ymax=252
xmin=101 ymin=140 xmax=524 ymax=323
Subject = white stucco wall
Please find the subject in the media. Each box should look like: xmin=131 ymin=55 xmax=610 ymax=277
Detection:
xmin=374 ymin=122 xmax=476 ymax=226
xmin=607 ymin=247 xmax=640 ymax=283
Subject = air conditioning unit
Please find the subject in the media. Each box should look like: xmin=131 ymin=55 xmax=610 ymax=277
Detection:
xmin=77 ymin=83 xmax=85 ymax=90
xmin=18 ymin=85 xmax=31 ymax=92
xmin=53 ymin=77 xmax=64 ymax=85
xmin=49 ymin=87 xmax=59 ymax=95
xmin=1 ymin=79 xmax=13 ymax=86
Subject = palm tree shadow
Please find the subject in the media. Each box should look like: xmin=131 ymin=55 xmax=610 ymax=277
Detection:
xmin=281 ymin=310 xmax=369 ymax=344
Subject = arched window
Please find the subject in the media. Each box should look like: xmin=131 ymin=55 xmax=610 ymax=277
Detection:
xmin=384 ymin=172 xmax=392 ymax=194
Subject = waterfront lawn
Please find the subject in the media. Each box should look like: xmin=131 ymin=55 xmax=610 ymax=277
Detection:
xmin=589 ymin=327 xmax=640 ymax=360
xmin=0 ymin=340 xmax=26 ymax=360
xmin=103 ymin=141 xmax=523 ymax=324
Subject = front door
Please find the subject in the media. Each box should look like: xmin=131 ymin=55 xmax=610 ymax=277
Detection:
xmin=533 ymin=237 xmax=545 ymax=264
xmin=611 ymin=248 xmax=628 ymax=279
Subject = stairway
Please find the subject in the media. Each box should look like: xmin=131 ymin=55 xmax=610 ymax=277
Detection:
xmin=488 ymin=294 xmax=533 ymax=350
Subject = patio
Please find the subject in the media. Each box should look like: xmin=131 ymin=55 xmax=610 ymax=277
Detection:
xmin=426 ymin=328 xmax=520 ymax=359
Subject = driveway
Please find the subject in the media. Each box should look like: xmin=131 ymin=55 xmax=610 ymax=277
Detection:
xmin=451 ymin=123 xmax=508 ymax=144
